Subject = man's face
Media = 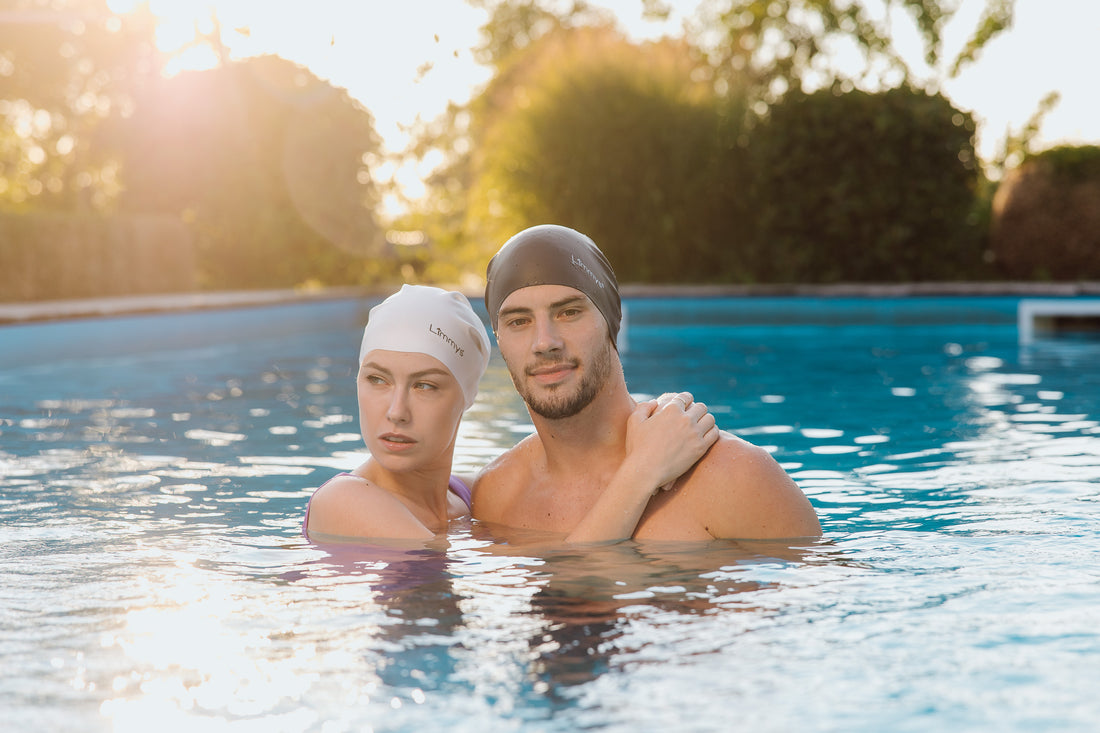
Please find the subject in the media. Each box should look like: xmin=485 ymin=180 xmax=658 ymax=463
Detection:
xmin=494 ymin=284 xmax=614 ymax=420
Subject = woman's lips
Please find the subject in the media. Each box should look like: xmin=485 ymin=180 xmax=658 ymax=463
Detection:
xmin=379 ymin=432 xmax=416 ymax=451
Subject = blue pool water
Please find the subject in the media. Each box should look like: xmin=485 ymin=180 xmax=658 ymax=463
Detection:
xmin=2 ymin=295 xmax=1099 ymax=731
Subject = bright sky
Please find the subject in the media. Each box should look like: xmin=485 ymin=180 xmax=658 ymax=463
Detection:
xmin=113 ymin=0 xmax=1100 ymax=211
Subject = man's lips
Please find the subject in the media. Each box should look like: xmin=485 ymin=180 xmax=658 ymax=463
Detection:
xmin=527 ymin=361 xmax=576 ymax=383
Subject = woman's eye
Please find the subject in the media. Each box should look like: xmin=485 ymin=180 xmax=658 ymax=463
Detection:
xmin=414 ymin=381 xmax=438 ymax=391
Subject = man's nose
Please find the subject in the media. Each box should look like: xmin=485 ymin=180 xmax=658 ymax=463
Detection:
xmin=532 ymin=315 xmax=563 ymax=354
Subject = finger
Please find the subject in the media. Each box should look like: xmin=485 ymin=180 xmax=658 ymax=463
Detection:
xmin=687 ymin=401 xmax=709 ymax=419
xmin=692 ymin=409 xmax=716 ymax=429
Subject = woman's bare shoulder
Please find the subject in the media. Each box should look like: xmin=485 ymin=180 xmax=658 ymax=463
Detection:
xmin=307 ymin=473 xmax=432 ymax=540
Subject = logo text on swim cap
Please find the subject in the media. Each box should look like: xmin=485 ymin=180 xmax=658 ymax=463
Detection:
xmin=570 ymin=254 xmax=605 ymax=289
xmin=428 ymin=323 xmax=464 ymax=357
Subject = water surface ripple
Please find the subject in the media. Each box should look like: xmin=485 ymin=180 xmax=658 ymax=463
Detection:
xmin=2 ymin=296 xmax=1098 ymax=732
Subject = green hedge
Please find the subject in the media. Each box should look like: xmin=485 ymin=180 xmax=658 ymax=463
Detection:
xmin=0 ymin=213 xmax=197 ymax=302
xmin=468 ymin=31 xmax=751 ymax=283
xmin=748 ymin=87 xmax=984 ymax=282
xmin=467 ymin=31 xmax=989 ymax=284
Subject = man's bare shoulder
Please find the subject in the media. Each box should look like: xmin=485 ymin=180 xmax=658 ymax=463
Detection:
xmin=679 ymin=431 xmax=821 ymax=539
xmin=471 ymin=433 xmax=542 ymax=522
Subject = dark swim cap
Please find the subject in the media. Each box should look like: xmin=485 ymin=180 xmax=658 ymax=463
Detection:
xmin=485 ymin=225 xmax=622 ymax=347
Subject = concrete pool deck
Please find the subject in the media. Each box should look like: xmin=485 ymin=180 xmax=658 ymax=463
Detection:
xmin=3 ymin=281 xmax=1100 ymax=325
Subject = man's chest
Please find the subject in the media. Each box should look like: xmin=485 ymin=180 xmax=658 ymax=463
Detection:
xmin=506 ymin=480 xmax=595 ymax=533
xmin=505 ymin=478 xmax=709 ymax=540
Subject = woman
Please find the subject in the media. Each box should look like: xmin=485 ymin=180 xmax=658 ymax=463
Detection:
xmin=303 ymin=284 xmax=715 ymax=543
xmin=303 ymin=284 xmax=490 ymax=542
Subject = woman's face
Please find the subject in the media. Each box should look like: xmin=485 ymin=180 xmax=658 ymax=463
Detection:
xmin=357 ymin=349 xmax=466 ymax=474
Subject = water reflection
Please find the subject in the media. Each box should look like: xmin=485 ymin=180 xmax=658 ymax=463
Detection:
xmin=454 ymin=531 xmax=829 ymax=702
xmin=4 ymin=298 xmax=1100 ymax=731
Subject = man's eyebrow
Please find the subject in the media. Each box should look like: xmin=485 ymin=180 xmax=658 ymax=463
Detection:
xmin=551 ymin=296 xmax=588 ymax=309
xmin=497 ymin=304 xmax=533 ymax=320
xmin=499 ymin=295 xmax=589 ymax=319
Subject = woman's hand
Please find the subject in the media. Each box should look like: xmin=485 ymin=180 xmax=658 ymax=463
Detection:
xmin=562 ymin=392 xmax=719 ymax=544
xmin=625 ymin=392 xmax=719 ymax=495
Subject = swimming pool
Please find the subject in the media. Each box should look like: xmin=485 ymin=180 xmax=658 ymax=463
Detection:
xmin=2 ymin=295 xmax=1098 ymax=731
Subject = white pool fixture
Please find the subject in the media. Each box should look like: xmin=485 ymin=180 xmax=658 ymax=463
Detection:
xmin=1018 ymin=298 xmax=1100 ymax=344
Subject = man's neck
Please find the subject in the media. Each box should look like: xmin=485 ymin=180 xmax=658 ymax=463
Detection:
xmin=530 ymin=378 xmax=636 ymax=475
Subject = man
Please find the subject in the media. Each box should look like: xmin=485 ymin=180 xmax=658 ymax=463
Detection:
xmin=472 ymin=224 xmax=821 ymax=542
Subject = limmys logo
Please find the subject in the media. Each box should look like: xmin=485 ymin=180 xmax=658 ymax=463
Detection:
xmin=428 ymin=324 xmax=464 ymax=357
xmin=570 ymin=253 xmax=605 ymax=289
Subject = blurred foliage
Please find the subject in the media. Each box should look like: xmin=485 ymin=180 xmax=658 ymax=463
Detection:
xmin=106 ymin=54 xmax=385 ymax=290
xmin=990 ymin=145 xmax=1100 ymax=280
xmin=1024 ymin=143 xmax=1100 ymax=184
xmin=6 ymin=0 xmax=1091 ymax=297
xmin=0 ymin=211 xmax=195 ymax=299
xmin=406 ymin=0 xmax=1024 ymax=285
xmin=1 ymin=1 xmax=388 ymax=298
xmin=748 ymin=86 xmax=985 ymax=281
xmin=679 ymin=0 xmax=1014 ymax=101
xmin=989 ymin=89 xmax=1060 ymax=179
xmin=0 ymin=0 xmax=159 ymax=212
xmin=466 ymin=26 xmax=751 ymax=281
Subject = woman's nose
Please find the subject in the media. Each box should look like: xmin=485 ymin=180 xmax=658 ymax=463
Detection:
xmin=386 ymin=389 xmax=410 ymax=423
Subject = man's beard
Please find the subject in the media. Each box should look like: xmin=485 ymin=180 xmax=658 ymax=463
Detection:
xmin=511 ymin=342 xmax=613 ymax=420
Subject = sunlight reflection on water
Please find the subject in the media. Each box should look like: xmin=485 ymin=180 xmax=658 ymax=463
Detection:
xmin=2 ymin=297 xmax=1100 ymax=731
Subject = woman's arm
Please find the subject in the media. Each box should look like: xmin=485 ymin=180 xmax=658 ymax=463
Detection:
xmin=564 ymin=393 xmax=718 ymax=543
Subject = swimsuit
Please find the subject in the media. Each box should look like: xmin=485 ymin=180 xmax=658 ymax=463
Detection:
xmin=301 ymin=472 xmax=472 ymax=539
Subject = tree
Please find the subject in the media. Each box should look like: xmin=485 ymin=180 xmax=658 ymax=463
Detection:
xmin=110 ymin=55 xmax=385 ymax=289
xmin=0 ymin=0 xmax=160 ymax=212
xmin=677 ymin=0 xmax=1015 ymax=100
xmin=467 ymin=26 xmax=750 ymax=281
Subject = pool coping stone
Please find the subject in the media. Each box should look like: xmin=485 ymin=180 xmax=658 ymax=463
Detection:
xmin=3 ymin=282 xmax=1100 ymax=325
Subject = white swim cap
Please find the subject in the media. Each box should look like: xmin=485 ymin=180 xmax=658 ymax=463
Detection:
xmin=359 ymin=284 xmax=491 ymax=409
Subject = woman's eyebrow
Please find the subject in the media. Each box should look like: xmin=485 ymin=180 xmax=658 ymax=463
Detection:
xmin=361 ymin=362 xmax=450 ymax=379
xmin=360 ymin=360 xmax=391 ymax=373
xmin=409 ymin=368 xmax=451 ymax=379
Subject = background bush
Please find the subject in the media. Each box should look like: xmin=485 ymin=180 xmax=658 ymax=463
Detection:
xmin=466 ymin=27 xmax=751 ymax=282
xmin=747 ymin=87 xmax=985 ymax=282
xmin=0 ymin=213 xmax=196 ymax=301
xmin=990 ymin=145 xmax=1100 ymax=280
